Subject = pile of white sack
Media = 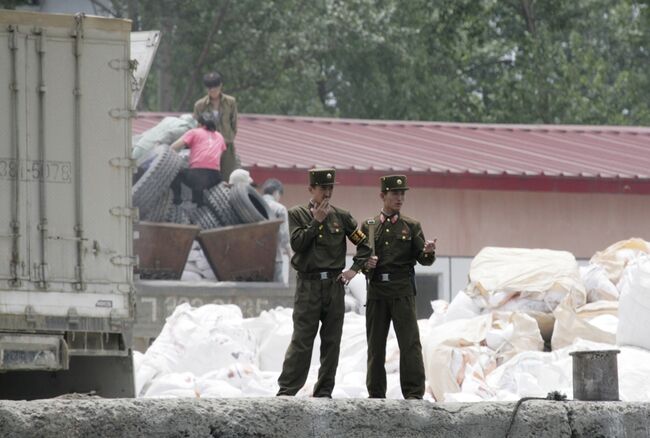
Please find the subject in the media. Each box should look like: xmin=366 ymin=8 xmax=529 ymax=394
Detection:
xmin=134 ymin=238 xmax=650 ymax=402
xmin=181 ymin=242 xmax=217 ymax=281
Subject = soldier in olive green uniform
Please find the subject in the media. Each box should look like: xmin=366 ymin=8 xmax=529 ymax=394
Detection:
xmin=277 ymin=168 xmax=371 ymax=398
xmin=358 ymin=175 xmax=436 ymax=399
xmin=193 ymin=72 xmax=239 ymax=181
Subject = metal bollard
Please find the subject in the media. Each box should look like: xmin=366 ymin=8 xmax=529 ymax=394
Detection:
xmin=570 ymin=349 xmax=620 ymax=401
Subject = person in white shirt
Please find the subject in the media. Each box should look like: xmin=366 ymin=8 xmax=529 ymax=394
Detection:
xmin=261 ymin=178 xmax=291 ymax=283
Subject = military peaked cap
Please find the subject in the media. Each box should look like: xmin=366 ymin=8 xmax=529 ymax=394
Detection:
xmin=380 ymin=174 xmax=409 ymax=191
xmin=309 ymin=168 xmax=336 ymax=186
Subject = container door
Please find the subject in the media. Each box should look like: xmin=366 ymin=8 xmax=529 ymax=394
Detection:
xmin=0 ymin=25 xmax=30 ymax=284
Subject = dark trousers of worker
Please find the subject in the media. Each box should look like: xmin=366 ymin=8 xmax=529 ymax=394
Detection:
xmin=171 ymin=168 xmax=222 ymax=206
xmin=366 ymin=295 xmax=425 ymax=399
xmin=277 ymin=277 xmax=345 ymax=397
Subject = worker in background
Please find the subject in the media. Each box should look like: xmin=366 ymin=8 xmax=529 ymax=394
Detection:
xmin=356 ymin=174 xmax=436 ymax=400
xmin=261 ymin=178 xmax=292 ymax=283
xmin=228 ymin=168 xmax=253 ymax=185
xmin=277 ymin=168 xmax=371 ymax=398
xmin=193 ymin=71 xmax=239 ymax=181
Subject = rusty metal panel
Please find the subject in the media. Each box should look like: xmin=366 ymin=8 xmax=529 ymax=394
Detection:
xmin=198 ymin=220 xmax=282 ymax=281
xmin=134 ymin=222 xmax=200 ymax=279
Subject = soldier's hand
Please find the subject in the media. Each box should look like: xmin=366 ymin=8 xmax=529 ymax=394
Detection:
xmin=366 ymin=256 xmax=378 ymax=269
xmin=313 ymin=199 xmax=330 ymax=222
xmin=338 ymin=269 xmax=357 ymax=285
xmin=423 ymin=238 xmax=437 ymax=253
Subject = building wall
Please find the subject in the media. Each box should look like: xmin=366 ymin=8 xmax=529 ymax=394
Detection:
xmin=279 ymin=184 xmax=650 ymax=259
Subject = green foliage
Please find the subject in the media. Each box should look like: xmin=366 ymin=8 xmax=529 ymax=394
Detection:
xmin=119 ymin=0 xmax=650 ymax=125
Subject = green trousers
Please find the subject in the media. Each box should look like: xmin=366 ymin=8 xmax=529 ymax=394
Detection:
xmin=220 ymin=142 xmax=240 ymax=182
xmin=277 ymin=277 xmax=345 ymax=397
xmin=366 ymin=295 xmax=425 ymax=399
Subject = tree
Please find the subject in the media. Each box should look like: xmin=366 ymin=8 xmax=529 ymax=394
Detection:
xmin=103 ymin=0 xmax=650 ymax=125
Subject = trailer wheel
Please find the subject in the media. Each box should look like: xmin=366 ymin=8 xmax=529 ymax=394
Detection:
xmin=204 ymin=183 xmax=242 ymax=226
xmin=229 ymin=183 xmax=271 ymax=223
xmin=132 ymin=147 xmax=184 ymax=217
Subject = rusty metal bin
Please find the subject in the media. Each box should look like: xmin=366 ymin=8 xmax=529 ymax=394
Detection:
xmin=134 ymin=221 xmax=200 ymax=279
xmin=198 ymin=219 xmax=282 ymax=281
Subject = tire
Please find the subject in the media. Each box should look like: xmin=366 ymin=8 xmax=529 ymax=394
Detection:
xmin=141 ymin=189 xmax=172 ymax=222
xmin=165 ymin=204 xmax=191 ymax=225
xmin=229 ymin=183 xmax=271 ymax=223
xmin=189 ymin=206 xmax=221 ymax=230
xmin=132 ymin=146 xmax=185 ymax=218
xmin=204 ymin=183 xmax=242 ymax=226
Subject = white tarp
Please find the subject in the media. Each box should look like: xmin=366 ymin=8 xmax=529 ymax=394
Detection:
xmin=590 ymin=238 xmax=650 ymax=284
xmin=483 ymin=339 xmax=650 ymax=402
xmin=423 ymin=311 xmax=543 ymax=401
xmin=133 ymin=115 xmax=196 ymax=161
xmin=465 ymin=247 xmax=586 ymax=313
xmin=551 ymin=297 xmax=618 ymax=350
xmin=617 ymin=254 xmax=650 ymax=350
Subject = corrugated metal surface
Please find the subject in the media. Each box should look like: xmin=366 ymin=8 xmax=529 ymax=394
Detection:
xmin=133 ymin=113 xmax=650 ymax=195
xmin=133 ymin=112 xmax=650 ymax=193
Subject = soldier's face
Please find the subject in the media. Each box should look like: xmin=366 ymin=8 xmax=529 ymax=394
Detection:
xmin=381 ymin=190 xmax=405 ymax=213
xmin=309 ymin=185 xmax=333 ymax=204
xmin=208 ymin=85 xmax=222 ymax=99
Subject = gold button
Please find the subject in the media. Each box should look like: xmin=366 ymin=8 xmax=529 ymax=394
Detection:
xmin=319 ymin=234 xmax=323 ymax=238
xmin=319 ymin=225 xmax=323 ymax=230
xmin=402 ymin=236 xmax=406 ymax=240
xmin=385 ymin=241 xmax=389 ymax=245
xmin=335 ymin=228 xmax=339 ymax=232
xmin=386 ymin=229 xmax=390 ymax=233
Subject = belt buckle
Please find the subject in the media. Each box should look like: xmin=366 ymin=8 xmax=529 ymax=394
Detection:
xmin=320 ymin=272 xmax=329 ymax=280
xmin=381 ymin=273 xmax=390 ymax=282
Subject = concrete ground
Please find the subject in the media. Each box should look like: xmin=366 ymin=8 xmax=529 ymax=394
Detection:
xmin=1 ymin=398 xmax=649 ymax=437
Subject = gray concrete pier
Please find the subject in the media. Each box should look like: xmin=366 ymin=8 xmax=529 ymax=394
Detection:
xmin=1 ymin=398 xmax=649 ymax=437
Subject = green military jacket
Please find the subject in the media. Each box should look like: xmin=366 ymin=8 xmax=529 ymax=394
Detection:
xmin=193 ymin=93 xmax=238 ymax=144
xmin=360 ymin=213 xmax=435 ymax=299
xmin=289 ymin=204 xmax=371 ymax=274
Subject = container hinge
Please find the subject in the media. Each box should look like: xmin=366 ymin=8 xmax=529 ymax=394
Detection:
xmin=33 ymin=27 xmax=46 ymax=53
xmin=110 ymin=206 xmax=139 ymax=220
xmin=111 ymin=255 xmax=139 ymax=267
xmin=109 ymin=157 xmax=136 ymax=169
xmin=25 ymin=305 xmax=37 ymax=324
xmin=108 ymin=58 xmax=138 ymax=71
xmin=147 ymin=32 xmax=160 ymax=47
xmin=67 ymin=307 xmax=80 ymax=326
xmin=33 ymin=262 xmax=48 ymax=288
xmin=8 ymin=25 xmax=18 ymax=50
xmin=109 ymin=108 xmax=137 ymax=119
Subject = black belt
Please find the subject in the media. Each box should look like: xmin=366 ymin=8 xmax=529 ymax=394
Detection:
xmin=370 ymin=271 xmax=411 ymax=282
xmin=297 ymin=270 xmax=341 ymax=280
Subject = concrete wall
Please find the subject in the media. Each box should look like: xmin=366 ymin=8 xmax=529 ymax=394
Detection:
xmin=1 ymin=398 xmax=649 ymax=437
xmin=281 ymin=184 xmax=650 ymax=258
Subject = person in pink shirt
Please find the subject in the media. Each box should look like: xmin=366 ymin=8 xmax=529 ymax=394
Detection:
xmin=170 ymin=112 xmax=227 ymax=206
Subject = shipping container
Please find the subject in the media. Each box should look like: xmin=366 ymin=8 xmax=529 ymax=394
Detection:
xmin=0 ymin=10 xmax=157 ymax=399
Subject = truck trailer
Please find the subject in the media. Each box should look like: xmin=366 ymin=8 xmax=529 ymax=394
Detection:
xmin=0 ymin=10 xmax=157 ymax=399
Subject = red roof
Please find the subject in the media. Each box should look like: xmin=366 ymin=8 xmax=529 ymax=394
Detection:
xmin=133 ymin=112 xmax=650 ymax=194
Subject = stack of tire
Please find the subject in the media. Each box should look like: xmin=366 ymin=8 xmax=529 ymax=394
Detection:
xmin=193 ymin=181 xmax=271 ymax=229
xmin=131 ymin=143 xmax=270 ymax=228
xmin=132 ymin=146 xmax=185 ymax=222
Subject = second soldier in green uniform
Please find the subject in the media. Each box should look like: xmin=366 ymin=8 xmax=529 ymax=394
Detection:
xmin=277 ymin=168 xmax=370 ymax=398
xmin=358 ymin=175 xmax=436 ymax=400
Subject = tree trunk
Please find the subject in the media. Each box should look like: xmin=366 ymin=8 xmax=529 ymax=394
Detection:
xmin=157 ymin=0 xmax=175 ymax=111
